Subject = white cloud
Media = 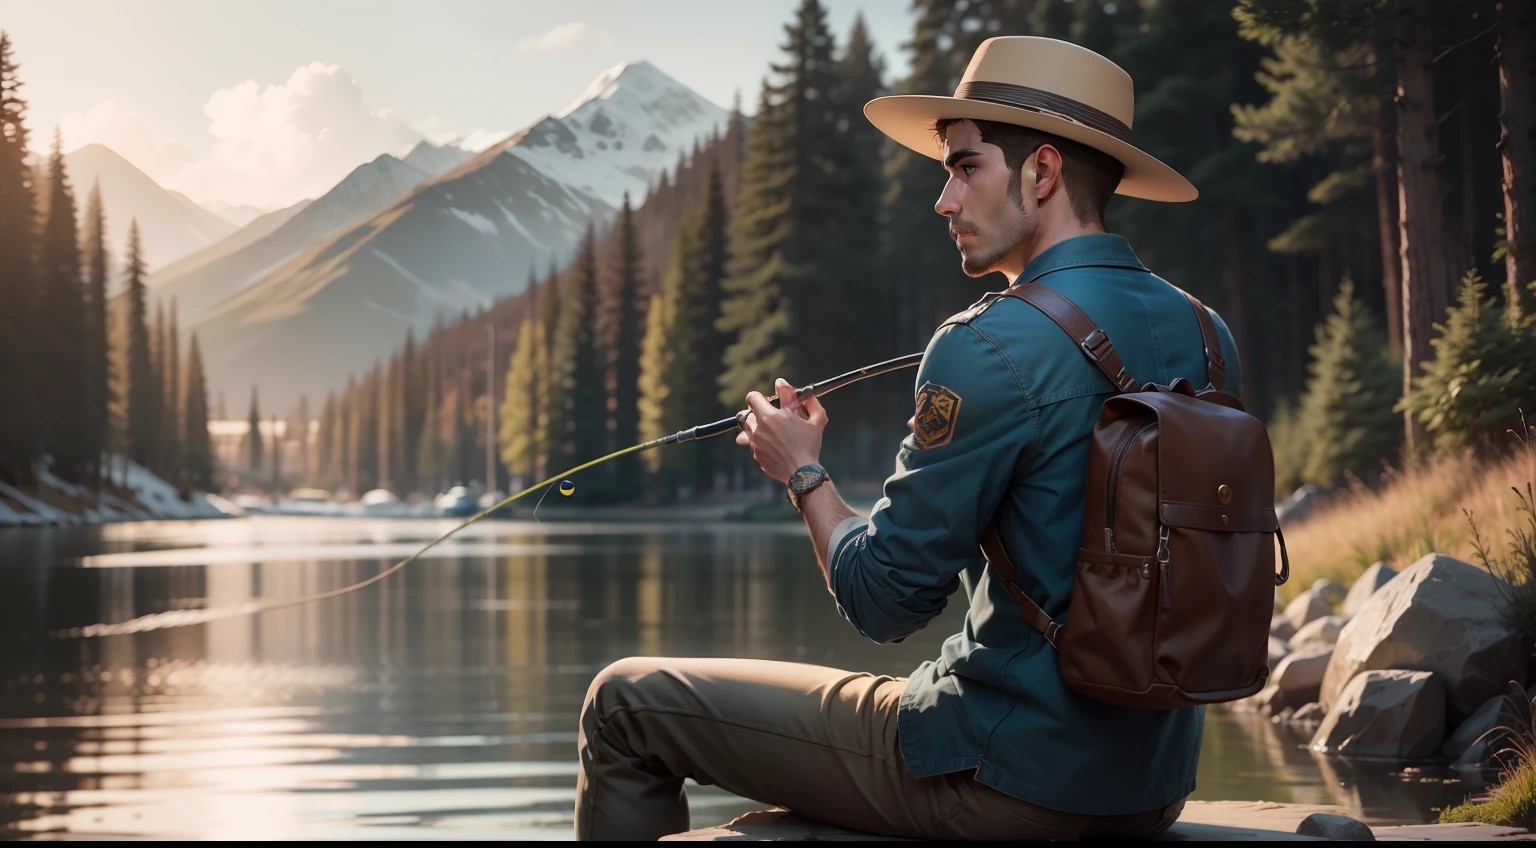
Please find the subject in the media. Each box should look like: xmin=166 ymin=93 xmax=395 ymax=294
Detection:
xmin=63 ymin=62 xmax=423 ymax=209
xmin=516 ymin=22 xmax=612 ymax=53
xmin=175 ymin=62 xmax=423 ymax=208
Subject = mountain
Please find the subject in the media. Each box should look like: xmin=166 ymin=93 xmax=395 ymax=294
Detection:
xmin=188 ymin=148 xmax=609 ymax=410
xmin=64 ymin=144 xmax=236 ymax=270
xmin=149 ymin=153 xmax=436 ymax=321
xmin=402 ymin=139 xmax=475 ymax=176
xmin=181 ymin=65 xmax=725 ymax=409
xmin=201 ymin=201 xmax=267 ymax=227
xmin=503 ymin=60 xmax=730 ymax=205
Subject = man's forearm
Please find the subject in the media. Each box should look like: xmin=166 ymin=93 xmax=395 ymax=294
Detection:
xmin=799 ymin=479 xmax=861 ymax=589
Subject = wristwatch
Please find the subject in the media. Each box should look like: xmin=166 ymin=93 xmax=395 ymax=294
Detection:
xmin=786 ymin=464 xmax=829 ymax=515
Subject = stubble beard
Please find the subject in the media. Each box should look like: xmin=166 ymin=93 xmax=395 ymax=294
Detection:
xmin=958 ymin=193 xmax=1033 ymax=279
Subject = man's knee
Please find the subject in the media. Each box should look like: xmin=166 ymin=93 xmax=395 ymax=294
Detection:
xmin=583 ymin=656 xmax=670 ymax=721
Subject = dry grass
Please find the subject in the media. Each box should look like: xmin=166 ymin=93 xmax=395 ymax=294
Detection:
xmin=1279 ymin=446 xmax=1536 ymax=601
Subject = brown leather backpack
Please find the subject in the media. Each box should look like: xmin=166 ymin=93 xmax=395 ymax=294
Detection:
xmin=980 ymin=283 xmax=1289 ymax=710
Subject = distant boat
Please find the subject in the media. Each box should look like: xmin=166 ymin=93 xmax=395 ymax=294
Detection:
xmin=435 ymin=487 xmax=477 ymax=517
xmin=280 ymin=488 xmax=337 ymax=516
xmin=361 ymin=489 xmax=407 ymax=517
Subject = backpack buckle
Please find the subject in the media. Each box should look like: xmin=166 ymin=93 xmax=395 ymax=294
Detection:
xmin=1080 ymin=329 xmax=1112 ymax=362
xmin=1043 ymin=621 xmax=1063 ymax=648
xmin=1205 ymin=347 xmax=1226 ymax=372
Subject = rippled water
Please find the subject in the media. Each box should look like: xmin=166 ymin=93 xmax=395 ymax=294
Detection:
xmin=0 ymin=517 xmax=1484 ymax=838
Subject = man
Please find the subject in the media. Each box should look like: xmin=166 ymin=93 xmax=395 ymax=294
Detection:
xmin=575 ymin=36 xmax=1242 ymax=840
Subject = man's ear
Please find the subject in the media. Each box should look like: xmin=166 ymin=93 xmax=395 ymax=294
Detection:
xmin=1033 ymin=145 xmax=1063 ymax=201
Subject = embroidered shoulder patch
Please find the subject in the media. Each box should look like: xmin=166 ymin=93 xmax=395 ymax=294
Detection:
xmin=913 ymin=381 xmax=962 ymax=449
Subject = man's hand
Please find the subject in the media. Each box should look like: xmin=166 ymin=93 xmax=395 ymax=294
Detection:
xmin=737 ymin=378 xmax=828 ymax=484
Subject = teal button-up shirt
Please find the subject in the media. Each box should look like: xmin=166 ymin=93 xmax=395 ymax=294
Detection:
xmin=828 ymin=233 xmax=1242 ymax=816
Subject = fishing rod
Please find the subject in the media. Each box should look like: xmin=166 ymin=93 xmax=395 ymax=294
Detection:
xmin=65 ymin=352 xmax=926 ymax=638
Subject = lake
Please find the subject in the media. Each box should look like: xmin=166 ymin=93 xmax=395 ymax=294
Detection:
xmin=0 ymin=516 xmax=1483 ymax=839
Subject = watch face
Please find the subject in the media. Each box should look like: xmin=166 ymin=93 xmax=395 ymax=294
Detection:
xmin=790 ymin=467 xmax=822 ymax=492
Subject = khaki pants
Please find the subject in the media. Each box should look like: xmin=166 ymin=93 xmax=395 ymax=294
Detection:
xmin=575 ymin=657 xmax=1184 ymax=840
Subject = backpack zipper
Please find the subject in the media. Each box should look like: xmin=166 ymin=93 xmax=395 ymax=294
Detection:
xmin=1103 ymin=420 xmax=1155 ymax=553
xmin=1156 ymin=525 xmax=1172 ymax=608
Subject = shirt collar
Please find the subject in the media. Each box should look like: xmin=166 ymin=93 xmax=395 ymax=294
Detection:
xmin=1016 ymin=233 xmax=1147 ymax=287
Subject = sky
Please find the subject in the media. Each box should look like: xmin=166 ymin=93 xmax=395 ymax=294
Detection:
xmin=0 ymin=0 xmax=916 ymax=210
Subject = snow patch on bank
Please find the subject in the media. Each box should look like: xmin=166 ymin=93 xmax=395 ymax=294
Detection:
xmin=0 ymin=459 xmax=232 ymax=527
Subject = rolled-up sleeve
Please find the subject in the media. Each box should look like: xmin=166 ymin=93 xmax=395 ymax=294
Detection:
xmin=830 ymin=322 xmax=1035 ymax=644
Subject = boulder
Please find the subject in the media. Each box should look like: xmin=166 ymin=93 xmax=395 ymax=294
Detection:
xmin=1284 ymin=589 xmax=1333 ymax=630
xmin=1271 ymin=615 xmax=1298 ymax=641
xmin=1246 ymin=684 xmax=1287 ymax=717
xmin=1296 ymin=813 xmax=1375 ymax=840
xmin=1267 ymin=644 xmax=1334 ymax=710
xmin=1290 ymin=701 xmax=1328 ymax=725
xmin=1341 ymin=562 xmax=1398 ymax=619
xmin=1319 ymin=553 xmax=1525 ymax=721
xmin=1444 ymin=688 xmax=1524 ymax=767
xmin=1291 ymin=615 xmax=1346 ymax=649
xmin=1278 ymin=483 xmax=1329 ymax=527
xmin=1268 ymin=637 xmax=1292 ymax=670
xmin=1312 ymin=578 xmax=1347 ymax=603
xmin=1310 ymin=670 xmax=1445 ymax=759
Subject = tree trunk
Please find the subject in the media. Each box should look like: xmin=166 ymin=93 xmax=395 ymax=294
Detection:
xmin=1395 ymin=0 xmax=1460 ymax=452
xmin=1460 ymin=56 xmax=1479 ymax=271
xmin=1373 ymin=103 xmax=1404 ymax=356
xmin=1220 ymin=214 xmax=1252 ymax=409
xmin=1498 ymin=0 xmax=1536 ymax=318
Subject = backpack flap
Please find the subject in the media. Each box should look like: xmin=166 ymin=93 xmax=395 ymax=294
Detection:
xmin=1128 ymin=389 xmax=1277 ymax=701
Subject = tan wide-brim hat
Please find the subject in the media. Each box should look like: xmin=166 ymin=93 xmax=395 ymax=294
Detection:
xmin=865 ymin=36 xmax=1196 ymax=202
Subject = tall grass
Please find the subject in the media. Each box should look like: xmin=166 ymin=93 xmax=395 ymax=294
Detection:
xmin=1440 ymin=682 xmax=1536 ymax=828
xmin=1279 ymin=437 xmax=1536 ymax=601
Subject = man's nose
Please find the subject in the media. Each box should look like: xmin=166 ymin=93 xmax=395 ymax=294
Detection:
xmin=934 ymin=178 xmax=961 ymax=218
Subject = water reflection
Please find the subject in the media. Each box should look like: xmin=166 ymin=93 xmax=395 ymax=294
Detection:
xmin=0 ymin=517 xmax=1486 ymax=838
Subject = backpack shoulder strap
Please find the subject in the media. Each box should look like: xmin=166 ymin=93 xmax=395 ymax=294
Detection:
xmin=981 ymin=523 xmax=1062 ymax=647
xmin=1180 ymin=290 xmax=1226 ymax=392
xmin=1000 ymin=284 xmax=1140 ymax=393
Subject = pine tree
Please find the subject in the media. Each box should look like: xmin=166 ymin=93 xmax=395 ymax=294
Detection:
xmin=500 ymin=319 xmax=544 ymax=482
xmin=82 ymin=180 xmax=111 ymax=484
xmin=401 ymin=331 xmax=423 ymax=495
xmin=605 ymin=193 xmax=645 ymax=452
xmin=37 ymin=129 xmax=88 ymax=477
xmin=550 ymin=225 xmax=606 ymax=472
xmin=1401 ymin=271 xmax=1536 ymax=452
xmin=161 ymin=299 xmax=182 ymax=483
xmin=246 ymin=385 xmax=263 ymax=477
xmin=1297 ymin=280 xmax=1402 ymax=487
xmin=181 ymin=333 xmax=213 ymax=491
xmin=0 ymin=31 xmax=35 ymax=480
xmin=124 ymin=221 xmax=157 ymax=469
xmin=718 ymin=0 xmax=846 ymax=411
xmin=539 ymin=265 xmax=563 ymax=479
xmin=638 ymin=162 xmax=732 ymax=492
xmin=316 ymin=391 xmax=337 ymax=489
xmin=150 ymin=300 xmax=166 ymax=473
xmin=638 ymin=290 xmax=678 ymax=479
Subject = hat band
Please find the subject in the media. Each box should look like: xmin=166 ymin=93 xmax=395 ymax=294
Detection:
xmin=954 ymin=80 xmax=1132 ymax=144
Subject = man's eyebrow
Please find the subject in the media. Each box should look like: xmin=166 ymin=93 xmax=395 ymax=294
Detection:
xmin=944 ymin=148 xmax=981 ymax=169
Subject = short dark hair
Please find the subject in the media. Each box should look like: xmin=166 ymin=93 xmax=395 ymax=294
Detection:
xmin=934 ymin=118 xmax=1125 ymax=223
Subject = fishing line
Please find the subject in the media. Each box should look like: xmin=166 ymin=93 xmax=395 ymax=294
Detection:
xmin=61 ymin=352 xmax=925 ymax=639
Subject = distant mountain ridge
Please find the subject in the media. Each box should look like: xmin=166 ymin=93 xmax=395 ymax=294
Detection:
xmin=148 ymin=145 xmax=464 ymax=321
xmin=64 ymin=144 xmax=236 ymax=271
xmin=188 ymin=148 xmax=609 ymax=409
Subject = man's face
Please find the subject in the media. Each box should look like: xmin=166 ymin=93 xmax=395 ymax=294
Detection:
xmin=933 ymin=121 xmax=1036 ymax=278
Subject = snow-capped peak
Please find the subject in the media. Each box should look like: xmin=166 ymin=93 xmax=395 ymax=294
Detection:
xmin=510 ymin=59 xmax=729 ymax=206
